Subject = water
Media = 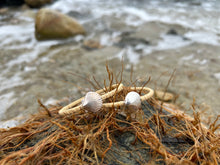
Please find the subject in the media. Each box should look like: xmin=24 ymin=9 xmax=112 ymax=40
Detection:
xmin=0 ymin=0 xmax=220 ymax=128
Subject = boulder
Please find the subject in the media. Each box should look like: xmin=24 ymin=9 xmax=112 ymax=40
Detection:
xmin=35 ymin=8 xmax=86 ymax=40
xmin=25 ymin=0 xmax=52 ymax=8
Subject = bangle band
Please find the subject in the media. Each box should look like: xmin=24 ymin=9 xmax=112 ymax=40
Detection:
xmin=58 ymin=84 xmax=124 ymax=116
xmin=102 ymin=87 xmax=154 ymax=108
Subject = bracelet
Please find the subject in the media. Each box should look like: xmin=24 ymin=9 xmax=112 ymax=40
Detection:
xmin=58 ymin=84 xmax=124 ymax=116
xmin=102 ymin=87 xmax=154 ymax=108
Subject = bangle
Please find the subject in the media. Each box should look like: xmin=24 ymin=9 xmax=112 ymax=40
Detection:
xmin=58 ymin=84 xmax=124 ymax=116
xmin=102 ymin=87 xmax=154 ymax=108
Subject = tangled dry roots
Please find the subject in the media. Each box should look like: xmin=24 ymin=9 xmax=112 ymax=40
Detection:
xmin=0 ymin=84 xmax=219 ymax=165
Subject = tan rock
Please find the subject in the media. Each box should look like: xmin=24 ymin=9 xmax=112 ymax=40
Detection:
xmin=155 ymin=90 xmax=174 ymax=102
xmin=0 ymin=8 xmax=8 ymax=14
xmin=83 ymin=40 xmax=103 ymax=50
xmin=35 ymin=8 xmax=86 ymax=40
xmin=25 ymin=0 xmax=52 ymax=8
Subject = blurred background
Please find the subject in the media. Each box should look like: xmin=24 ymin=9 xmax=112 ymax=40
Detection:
xmin=0 ymin=0 xmax=219 ymax=128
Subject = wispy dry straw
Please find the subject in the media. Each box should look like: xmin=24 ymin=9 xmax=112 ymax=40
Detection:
xmin=0 ymin=67 xmax=219 ymax=165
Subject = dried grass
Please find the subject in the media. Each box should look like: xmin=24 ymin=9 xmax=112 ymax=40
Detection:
xmin=0 ymin=66 xmax=219 ymax=165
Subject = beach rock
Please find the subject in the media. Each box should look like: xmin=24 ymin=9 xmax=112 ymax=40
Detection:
xmin=35 ymin=8 xmax=86 ymax=40
xmin=83 ymin=40 xmax=102 ymax=50
xmin=1 ymin=99 xmax=213 ymax=164
xmin=0 ymin=8 xmax=8 ymax=14
xmin=24 ymin=0 xmax=51 ymax=8
xmin=155 ymin=90 xmax=174 ymax=102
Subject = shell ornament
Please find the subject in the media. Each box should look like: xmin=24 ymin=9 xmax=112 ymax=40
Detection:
xmin=81 ymin=92 xmax=103 ymax=113
xmin=125 ymin=91 xmax=141 ymax=111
